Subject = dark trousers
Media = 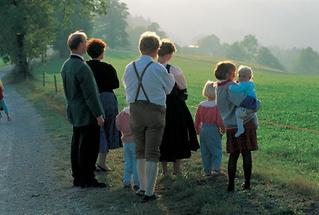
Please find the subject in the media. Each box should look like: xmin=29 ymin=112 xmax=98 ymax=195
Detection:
xmin=228 ymin=151 xmax=252 ymax=185
xmin=71 ymin=123 xmax=99 ymax=184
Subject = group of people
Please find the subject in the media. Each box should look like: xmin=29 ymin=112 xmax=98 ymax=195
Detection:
xmin=60 ymin=30 xmax=260 ymax=203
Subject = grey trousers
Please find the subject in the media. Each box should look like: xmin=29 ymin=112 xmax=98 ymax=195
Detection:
xmin=130 ymin=101 xmax=166 ymax=161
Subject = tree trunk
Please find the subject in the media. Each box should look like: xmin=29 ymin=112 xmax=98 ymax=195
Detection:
xmin=16 ymin=33 xmax=29 ymax=79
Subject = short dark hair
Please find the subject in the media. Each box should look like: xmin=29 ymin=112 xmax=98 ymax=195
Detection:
xmin=158 ymin=39 xmax=176 ymax=56
xmin=214 ymin=61 xmax=236 ymax=80
xmin=67 ymin=31 xmax=87 ymax=50
xmin=87 ymin=38 xmax=107 ymax=59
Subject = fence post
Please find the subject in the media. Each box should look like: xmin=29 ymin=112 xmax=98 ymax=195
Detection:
xmin=54 ymin=74 xmax=58 ymax=93
xmin=42 ymin=71 xmax=45 ymax=87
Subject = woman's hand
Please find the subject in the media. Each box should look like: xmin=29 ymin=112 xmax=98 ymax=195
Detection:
xmin=97 ymin=115 xmax=105 ymax=127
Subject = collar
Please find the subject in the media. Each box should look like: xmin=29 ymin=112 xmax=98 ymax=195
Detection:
xmin=70 ymin=53 xmax=84 ymax=61
xmin=200 ymin=100 xmax=217 ymax=107
xmin=217 ymin=80 xmax=232 ymax=86
xmin=139 ymin=55 xmax=154 ymax=62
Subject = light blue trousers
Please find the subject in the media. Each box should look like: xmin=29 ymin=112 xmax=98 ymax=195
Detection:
xmin=123 ymin=142 xmax=139 ymax=186
xmin=0 ymin=99 xmax=9 ymax=114
xmin=200 ymin=124 xmax=222 ymax=173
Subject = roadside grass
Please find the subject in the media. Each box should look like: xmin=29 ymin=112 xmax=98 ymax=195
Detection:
xmin=11 ymin=49 xmax=319 ymax=214
xmin=0 ymin=59 xmax=6 ymax=69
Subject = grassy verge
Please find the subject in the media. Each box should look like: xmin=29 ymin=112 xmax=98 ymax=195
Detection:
xmin=12 ymin=50 xmax=319 ymax=214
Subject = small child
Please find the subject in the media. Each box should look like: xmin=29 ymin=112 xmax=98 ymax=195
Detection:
xmin=195 ymin=81 xmax=225 ymax=176
xmin=0 ymin=79 xmax=11 ymax=121
xmin=116 ymin=106 xmax=139 ymax=191
xmin=229 ymin=66 xmax=258 ymax=137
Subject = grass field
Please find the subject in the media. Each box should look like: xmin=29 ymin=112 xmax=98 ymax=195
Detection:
xmin=12 ymin=49 xmax=319 ymax=214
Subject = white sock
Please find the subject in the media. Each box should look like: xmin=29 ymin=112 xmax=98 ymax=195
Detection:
xmin=235 ymin=108 xmax=245 ymax=138
xmin=235 ymin=125 xmax=245 ymax=137
xmin=145 ymin=161 xmax=158 ymax=196
xmin=136 ymin=159 xmax=146 ymax=191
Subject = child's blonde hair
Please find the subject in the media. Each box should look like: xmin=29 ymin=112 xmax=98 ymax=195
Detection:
xmin=202 ymin=81 xmax=216 ymax=99
xmin=238 ymin=65 xmax=253 ymax=79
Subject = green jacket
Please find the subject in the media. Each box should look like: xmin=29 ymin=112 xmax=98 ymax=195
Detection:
xmin=61 ymin=55 xmax=104 ymax=127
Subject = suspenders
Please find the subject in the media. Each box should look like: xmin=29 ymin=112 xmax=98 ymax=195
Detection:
xmin=132 ymin=61 xmax=153 ymax=102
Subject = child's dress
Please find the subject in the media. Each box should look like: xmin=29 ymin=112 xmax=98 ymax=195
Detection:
xmin=195 ymin=100 xmax=225 ymax=174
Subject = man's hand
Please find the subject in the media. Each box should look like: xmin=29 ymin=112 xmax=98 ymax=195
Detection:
xmin=97 ymin=115 xmax=105 ymax=127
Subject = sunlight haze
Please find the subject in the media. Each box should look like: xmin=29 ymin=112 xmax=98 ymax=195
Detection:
xmin=123 ymin=0 xmax=319 ymax=50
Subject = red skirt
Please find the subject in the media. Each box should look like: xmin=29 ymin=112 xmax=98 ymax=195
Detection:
xmin=226 ymin=119 xmax=258 ymax=153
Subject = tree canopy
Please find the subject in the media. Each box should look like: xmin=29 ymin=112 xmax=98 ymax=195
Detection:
xmin=93 ymin=0 xmax=129 ymax=49
xmin=0 ymin=0 xmax=108 ymax=78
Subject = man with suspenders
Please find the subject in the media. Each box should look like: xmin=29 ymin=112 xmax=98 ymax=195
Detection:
xmin=123 ymin=32 xmax=175 ymax=202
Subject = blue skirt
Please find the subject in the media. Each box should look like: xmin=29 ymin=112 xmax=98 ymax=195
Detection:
xmin=99 ymin=92 xmax=122 ymax=152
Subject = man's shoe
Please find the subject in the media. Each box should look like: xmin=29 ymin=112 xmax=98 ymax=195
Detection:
xmin=73 ymin=179 xmax=81 ymax=187
xmin=83 ymin=179 xmax=106 ymax=188
xmin=135 ymin=189 xmax=145 ymax=197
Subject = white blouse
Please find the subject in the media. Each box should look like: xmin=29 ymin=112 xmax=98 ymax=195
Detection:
xmin=165 ymin=64 xmax=187 ymax=90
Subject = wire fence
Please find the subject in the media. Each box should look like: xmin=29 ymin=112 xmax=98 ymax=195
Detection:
xmin=35 ymin=71 xmax=63 ymax=94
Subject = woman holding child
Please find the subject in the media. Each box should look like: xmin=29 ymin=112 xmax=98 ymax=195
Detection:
xmin=158 ymin=39 xmax=199 ymax=176
xmin=86 ymin=38 xmax=122 ymax=172
xmin=214 ymin=61 xmax=259 ymax=192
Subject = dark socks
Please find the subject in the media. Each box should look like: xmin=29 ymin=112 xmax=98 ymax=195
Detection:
xmin=228 ymin=151 xmax=252 ymax=191
xmin=228 ymin=152 xmax=240 ymax=191
xmin=242 ymin=151 xmax=252 ymax=189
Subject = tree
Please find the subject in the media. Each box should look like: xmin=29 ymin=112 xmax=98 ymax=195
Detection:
xmin=256 ymin=47 xmax=285 ymax=70
xmin=53 ymin=9 xmax=93 ymax=58
xmin=0 ymin=0 xmax=108 ymax=79
xmin=126 ymin=17 xmax=168 ymax=51
xmin=147 ymin=22 xmax=167 ymax=38
xmin=93 ymin=0 xmax=129 ymax=48
xmin=224 ymin=42 xmax=247 ymax=61
xmin=0 ymin=1 xmax=55 ymax=78
xmin=240 ymin=35 xmax=259 ymax=60
xmin=292 ymin=47 xmax=319 ymax=74
xmin=197 ymin=34 xmax=221 ymax=55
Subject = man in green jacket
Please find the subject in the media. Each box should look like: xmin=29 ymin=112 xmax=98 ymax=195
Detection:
xmin=61 ymin=31 xmax=105 ymax=188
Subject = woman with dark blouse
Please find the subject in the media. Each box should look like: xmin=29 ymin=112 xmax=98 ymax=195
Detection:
xmin=86 ymin=38 xmax=122 ymax=171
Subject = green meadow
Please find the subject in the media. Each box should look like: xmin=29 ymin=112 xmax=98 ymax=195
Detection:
xmin=14 ymin=50 xmax=319 ymax=214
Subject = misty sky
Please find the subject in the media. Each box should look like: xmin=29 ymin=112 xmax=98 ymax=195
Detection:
xmin=122 ymin=0 xmax=319 ymax=51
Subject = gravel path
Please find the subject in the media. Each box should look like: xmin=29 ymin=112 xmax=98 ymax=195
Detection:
xmin=0 ymin=67 xmax=93 ymax=215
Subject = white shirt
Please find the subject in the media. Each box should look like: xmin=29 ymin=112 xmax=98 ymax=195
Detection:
xmin=123 ymin=55 xmax=175 ymax=107
xmin=163 ymin=64 xmax=187 ymax=90
xmin=70 ymin=53 xmax=84 ymax=61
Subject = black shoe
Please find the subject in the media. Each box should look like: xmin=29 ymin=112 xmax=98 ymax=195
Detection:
xmin=73 ymin=179 xmax=81 ymax=187
xmin=135 ymin=189 xmax=145 ymax=197
xmin=141 ymin=194 xmax=159 ymax=203
xmin=83 ymin=179 xmax=106 ymax=188
xmin=241 ymin=181 xmax=251 ymax=190
xmin=227 ymin=183 xmax=235 ymax=192
xmin=133 ymin=185 xmax=140 ymax=192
